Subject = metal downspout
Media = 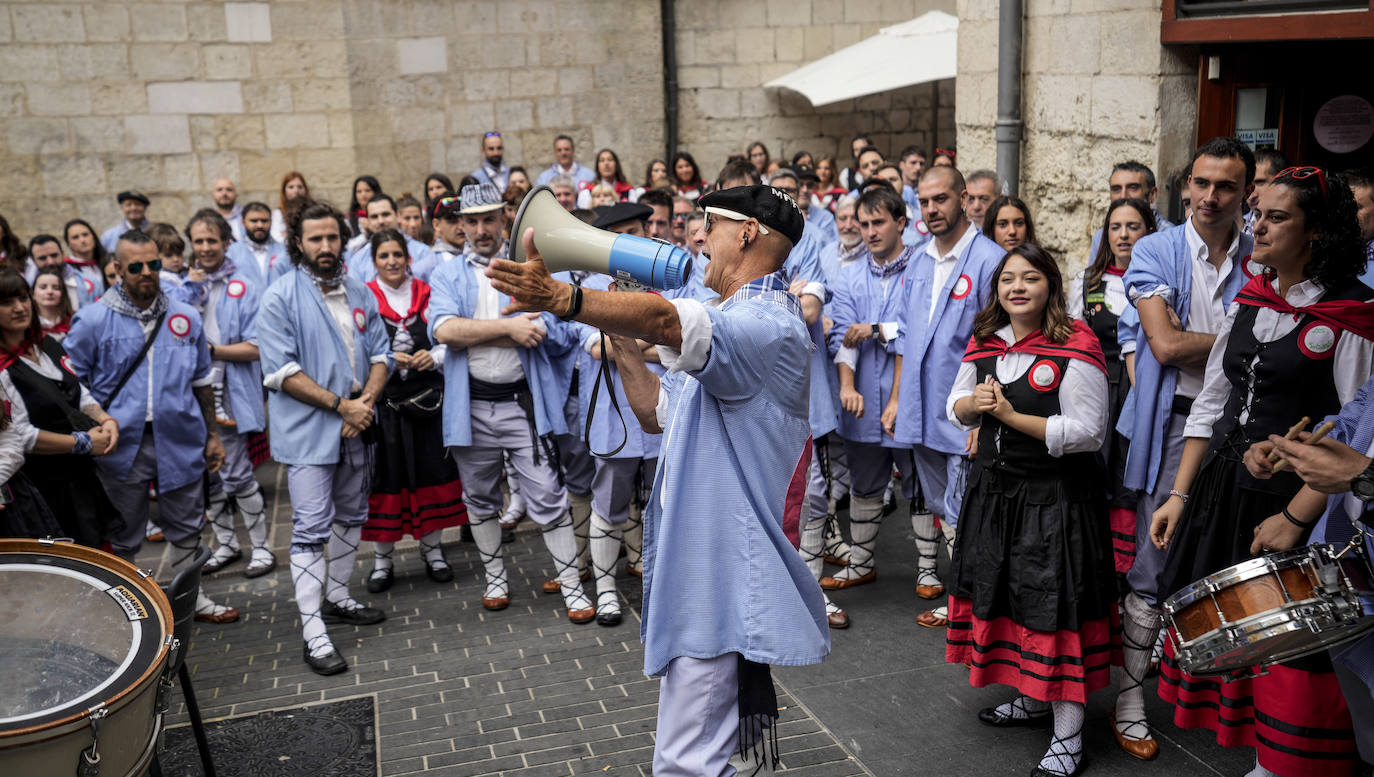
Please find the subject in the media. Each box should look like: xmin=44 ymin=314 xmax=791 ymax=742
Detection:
xmin=661 ymin=0 xmax=679 ymax=159
xmin=995 ymin=0 xmax=1024 ymax=195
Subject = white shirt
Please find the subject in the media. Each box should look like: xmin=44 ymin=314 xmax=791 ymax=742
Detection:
xmin=0 ymin=387 xmax=27 ymax=485
xmin=466 ymin=260 xmax=527 ymax=384
xmin=320 ymin=283 xmax=361 ymax=393
xmin=945 ymin=324 xmax=1109 ymax=457
xmin=1067 ymin=269 xmax=1134 ymax=355
xmin=924 ymin=224 xmax=978 ymax=321
xmin=0 ymin=350 xmax=97 ymax=452
xmin=1184 ymin=278 xmax=1374 ymax=439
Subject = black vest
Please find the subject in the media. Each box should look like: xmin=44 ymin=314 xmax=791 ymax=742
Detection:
xmin=1081 ymin=275 xmax=1125 ymax=386
xmin=973 ymin=354 xmax=1099 ymax=484
xmin=7 ymin=336 xmax=93 ymax=435
xmin=381 ymin=312 xmax=443 ymax=402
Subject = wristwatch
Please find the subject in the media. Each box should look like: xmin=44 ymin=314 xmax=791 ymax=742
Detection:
xmin=1351 ymin=459 xmax=1374 ymax=502
xmin=871 ymin=323 xmax=881 ymax=338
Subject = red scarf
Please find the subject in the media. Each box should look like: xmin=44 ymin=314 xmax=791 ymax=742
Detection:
xmin=41 ymin=317 xmax=71 ymax=338
xmin=367 ymin=278 xmax=430 ymax=323
xmin=1103 ymin=264 xmax=1125 ymax=277
xmin=65 ymin=256 xmax=96 ymax=268
xmin=1234 ymin=275 xmax=1374 ymax=342
xmin=962 ymin=319 xmax=1107 ymax=375
xmin=0 ymin=334 xmax=43 ymax=372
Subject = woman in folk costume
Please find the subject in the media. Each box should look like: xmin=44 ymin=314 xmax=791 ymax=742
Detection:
xmin=945 ymin=243 xmax=1119 ymax=777
xmin=1151 ymin=166 xmax=1372 ymax=777
xmin=361 ymin=229 xmax=467 ymax=592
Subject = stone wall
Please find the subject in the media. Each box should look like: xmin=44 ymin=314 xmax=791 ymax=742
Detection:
xmin=0 ymin=0 xmax=955 ymax=244
xmin=955 ymin=0 xmax=1198 ymax=268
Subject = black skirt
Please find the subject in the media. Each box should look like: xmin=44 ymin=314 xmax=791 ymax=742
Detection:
xmin=362 ymin=378 xmax=466 ymax=542
xmin=0 ymin=472 xmax=62 ymax=539
xmin=949 ymin=464 xmax=1119 ymax=633
xmin=22 ymin=455 xmax=123 ymax=548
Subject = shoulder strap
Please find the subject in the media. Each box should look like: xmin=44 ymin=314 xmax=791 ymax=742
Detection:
xmin=105 ymin=310 xmax=167 ymax=406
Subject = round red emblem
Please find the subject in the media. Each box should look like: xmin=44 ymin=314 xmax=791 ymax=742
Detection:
xmin=167 ymin=314 xmax=191 ymax=338
xmin=915 ymin=219 xmax=930 ymax=236
xmin=353 ymin=308 xmax=367 ymax=332
xmin=950 ymin=274 xmax=972 ymax=300
xmin=60 ymin=355 xmax=76 ymax=376
xmin=227 ymin=280 xmax=246 ymax=298
xmin=1028 ymin=359 xmax=1062 ymax=392
xmin=1298 ymin=321 xmax=1338 ymax=360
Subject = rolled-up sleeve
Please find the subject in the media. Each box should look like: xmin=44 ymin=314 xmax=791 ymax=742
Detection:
xmin=0 ymin=372 xmax=40 ymax=453
xmin=945 ymin=361 xmax=978 ymax=432
xmin=657 ymin=298 xmax=712 ymax=373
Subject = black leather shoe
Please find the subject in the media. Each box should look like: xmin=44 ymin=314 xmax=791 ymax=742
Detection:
xmin=501 ymin=527 xmax=516 ymax=544
xmin=426 ymin=561 xmax=453 ymax=583
xmin=303 ymin=642 xmax=348 ymax=676
xmin=1029 ymin=756 xmax=1087 ymax=776
xmin=596 ymin=609 xmax=623 ymax=627
xmin=320 ymin=599 xmax=386 ymax=625
xmin=366 ymin=568 xmax=393 ymax=593
xmin=978 ymin=706 xmax=1052 ymax=728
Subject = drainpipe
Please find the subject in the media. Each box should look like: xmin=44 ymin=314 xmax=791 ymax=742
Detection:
xmin=995 ymin=0 xmax=1024 ymax=195
xmin=660 ymin=0 xmax=679 ymax=159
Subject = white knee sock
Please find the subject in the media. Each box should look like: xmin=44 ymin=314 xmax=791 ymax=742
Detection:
xmin=290 ymin=546 xmax=333 ymax=658
xmin=419 ymin=529 xmax=447 ymax=567
xmin=823 ymin=511 xmax=851 ymax=563
xmin=911 ymin=499 xmax=942 ymax=587
xmin=236 ymin=485 xmax=270 ymax=563
xmin=1116 ymin=591 xmax=1162 ymax=741
xmin=624 ymin=501 xmax=644 ymax=572
xmin=500 ymin=458 xmax=525 ymax=524
xmin=325 ymin=524 xmax=362 ymax=609
xmin=542 ymin=513 xmax=592 ymax=611
xmin=1243 ymin=757 xmax=1281 ymax=777
xmin=569 ymin=491 xmax=592 ymax=573
xmin=589 ymin=512 xmax=622 ymax=616
xmin=799 ymin=508 xmax=827 ymax=580
xmin=206 ymin=491 xmax=239 ymax=557
xmin=832 ymin=495 xmax=883 ymax=581
xmin=1041 ymin=701 xmax=1084 ymax=776
xmin=372 ymin=541 xmax=395 ymax=575
xmin=469 ymin=513 xmax=507 ymax=599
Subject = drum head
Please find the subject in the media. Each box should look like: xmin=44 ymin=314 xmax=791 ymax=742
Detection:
xmin=0 ymin=541 xmax=170 ymax=734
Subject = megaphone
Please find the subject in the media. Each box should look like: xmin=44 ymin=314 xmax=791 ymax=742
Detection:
xmin=509 ymin=186 xmax=693 ymax=291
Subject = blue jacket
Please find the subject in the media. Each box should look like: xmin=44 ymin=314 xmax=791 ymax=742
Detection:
xmin=806 ymin=206 xmax=837 ymax=248
xmin=893 ymin=229 xmax=1004 ymax=453
xmin=175 ymin=271 xmax=266 ymax=434
xmin=256 ymin=268 xmax=393 ymax=465
xmin=100 ymin=219 xmax=149 ymax=253
xmin=830 ymin=251 xmax=913 ymax=446
xmin=427 ymin=256 xmax=575 ymax=448
xmin=571 ymin=275 xmax=664 ymax=460
xmin=347 ymin=235 xmax=438 ymax=284
xmin=226 ymin=239 xmax=290 ymax=290
xmin=65 ymin=293 xmax=212 ymax=491
xmin=1120 ymin=222 xmax=1250 ymax=492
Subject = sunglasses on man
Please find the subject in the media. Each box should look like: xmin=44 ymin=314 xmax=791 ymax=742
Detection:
xmin=125 ymin=259 xmax=163 ymax=275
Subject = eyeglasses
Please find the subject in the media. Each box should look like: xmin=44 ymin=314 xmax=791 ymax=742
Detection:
xmin=1274 ymin=166 xmax=1328 ymax=200
xmin=126 ymin=259 xmax=163 ymax=275
xmin=432 ymin=196 xmax=459 ymax=218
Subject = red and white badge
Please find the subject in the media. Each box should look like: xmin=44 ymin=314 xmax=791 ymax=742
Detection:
xmin=1028 ymin=359 xmax=1062 ymax=392
xmin=82 ymin=278 xmax=95 ymax=294
xmin=915 ymin=219 xmax=930 ymax=236
xmin=227 ymin=280 xmax=246 ymax=298
xmin=1241 ymin=255 xmax=1264 ymax=279
xmin=167 ymin=313 xmax=191 ymax=338
xmin=1298 ymin=321 xmax=1338 ymax=360
xmin=950 ymin=274 xmax=972 ymax=300
xmin=352 ymin=307 xmax=367 ymax=332
xmin=59 ymin=355 xmax=77 ymax=376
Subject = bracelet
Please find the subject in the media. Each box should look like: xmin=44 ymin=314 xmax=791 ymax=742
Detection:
xmin=1169 ymin=489 xmax=1189 ymax=503
xmin=71 ymin=431 xmax=93 ymax=456
xmin=559 ymin=284 xmax=584 ymax=321
xmin=331 ymin=395 xmax=342 ymax=412
xmin=1282 ymin=506 xmax=1317 ymax=529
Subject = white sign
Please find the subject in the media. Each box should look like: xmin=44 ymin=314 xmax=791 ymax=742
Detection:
xmin=1313 ymin=95 xmax=1374 ymax=154
xmin=1237 ymin=128 xmax=1278 ymax=150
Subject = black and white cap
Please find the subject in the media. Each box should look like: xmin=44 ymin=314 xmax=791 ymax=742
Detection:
xmin=699 ymin=184 xmax=805 ymax=246
xmin=459 ymin=183 xmax=504 ymax=215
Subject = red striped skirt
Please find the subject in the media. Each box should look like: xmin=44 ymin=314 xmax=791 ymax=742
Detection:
xmin=1109 ymin=506 xmax=1136 ymax=576
xmin=363 ymin=481 xmax=468 ymax=542
xmin=945 ymin=595 xmax=1122 ymax=703
xmin=1158 ymin=639 xmax=1357 ymax=776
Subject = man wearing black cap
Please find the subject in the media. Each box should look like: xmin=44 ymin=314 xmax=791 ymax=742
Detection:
xmin=487 ymin=185 xmax=829 ymax=776
xmin=102 ymin=191 xmax=151 ymax=252
xmin=794 ymin=163 xmax=837 ymax=248
xmin=430 ymin=195 xmax=466 ymax=264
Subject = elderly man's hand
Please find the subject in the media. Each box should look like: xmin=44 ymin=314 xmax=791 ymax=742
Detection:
xmin=487 ymin=228 xmax=573 ymax=317
xmin=1268 ymin=432 xmax=1370 ymax=494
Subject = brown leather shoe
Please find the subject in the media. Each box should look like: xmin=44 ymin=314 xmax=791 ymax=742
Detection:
xmin=482 ymin=596 xmax=510 ymax=611
xmin=568 ymin=607 xmax=595 ymax=624
xmin=1109 ymin=713 xmax=1159 ymax=760
xmin=823 ymin=554 xmax=849 ymax=567
xmin=916 ymin=583 xmax=945 ymax=600
xmin=543 ymin=569 xmax=592 ymax=593
xmin=819 ymin=570 xmax=876 ymax=590
xmin=193 ymin=606 xmax=240 ymax=624
xmin=625 ymin=565 xmax=643 ymax=579
xmin=827 ymin=610 xmax=850 ymax=629
xmin=915 ymin=607 xmax=947 ymax=628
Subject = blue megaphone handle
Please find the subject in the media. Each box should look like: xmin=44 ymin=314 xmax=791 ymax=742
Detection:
xmin=606 ymin=235 xmax=693 ymax=291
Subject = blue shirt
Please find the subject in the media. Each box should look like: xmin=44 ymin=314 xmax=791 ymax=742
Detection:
xmin=536 ymin=162 xmax=597 ymax=187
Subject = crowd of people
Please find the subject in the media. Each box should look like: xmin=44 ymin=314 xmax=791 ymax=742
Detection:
xmin=0 ymin=128 xmax=1372 ymax=777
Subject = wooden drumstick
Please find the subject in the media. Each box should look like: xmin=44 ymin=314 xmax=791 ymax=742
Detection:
xmin=1270 ymin=420 xmax=1335 ymax=474
xmin=1267 ymin=416 xmax=1311 ymax=464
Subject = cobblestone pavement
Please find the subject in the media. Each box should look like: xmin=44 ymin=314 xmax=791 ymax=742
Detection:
xmin=144 ymin=464 xmax=870 ymax=777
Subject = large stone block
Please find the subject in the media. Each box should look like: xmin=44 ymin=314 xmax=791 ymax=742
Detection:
xmin=148 ymin=81 xmax=245 ymax=115
xmin=452 ymin=1 xmax=499 ymax=35
xmin=535 ymin=96 xmax=574 ymax=130
xmin=198 ymin=151 xmax=241 ymax=189
xmin=0 ymin=45 xmax=62 ymax=83
xmin=83 ymin=5 xmax=130 ymax=42
xmin=1026 ymin=14 xmax=1098 ymax=76
xmin=398 ymin=37 xmax=448 ymax=75
xmin=465 ymin=70 xmax=510 ymax=102
xmin=7 ymin=118 xmax=71 ymax=155
xmin=12 ymin=5 xmax=83 ymax=43
xmin=556 ymin=66 xmax=593 ymax=96
xmin=720 ymin=64 xmax=760 ymax=89
xmin=187 ymin=3 xmax=229 ymax=41
xmin=1025 ymin=74 xmax=1091 ymax=133
xmin=958 ymin=0 xmax=1000 ymax=22
xmin=774 ymin=26 xmax=805 ymax=62
xmin=678 ymin=66 xmax=720 ymax=89
xmin=264 ymin=113 xmax=330 ymax=149
xmin=91 ymin=81 xmax=148 ymax=116
xmin=57 ymin=44 xmax=131 ymax=82
xmin=162 ymin=153 xmax=202 ymax=191
xmin=832 ymin=23 xmax=863 ymax=50
xmin=225 ymin=3 xmax=272 ymax=43
xmin=736 ymin=29 xmax=776 ymax=64
xmin=294 ymin=147 xmax=358 ymax=191
xmin=73 ymin=120 xmax=125 ymax=154
xmin=124 ymin=114 xmax=193 ymax=154
xmin=510 ymin=67 xmax=557 ymax=98
xmin=768 ymin=0 xmax=813 ymax=26
xmin=271 ymin=2 xmax=344 ymax=41
xmin=1097 ymin=11 xmax=1163 ymax=76
xmin=131 ymin=43 xmax=201 ymax=81
xmin=291 ymin=79 xmax=351 ymax=113
xmin=1090 ymin=75 xmax=1158 ymax=139
xmin=27 ymin=84 xmax=91 ymax=117
xmin=241 ymin=81 xmax=293 ymax=113
xmin=803 ymin=26 xmax=833 ymax=60
xmin=237 ymin=150 xmax=293 ymax=192
xmin=131 ymin=3 xmax=189 ymax=42
xmin=694 ymin=28 xmax=736 ymax=63
xmin=495 ymin=100 xmax=535 ymax=132
xmin=216 ymin=115 xmax=266 ymax=150
xmin=204 ymin=45 xmax=254 ymax=80
xmin=448 ymin=101 xmax=495 ymax=136
xmin=0 ymin=85 xmax=22 ymax=116
xmin=693 ymin=88 xmax=741 ymax=119
xmin=328 ymin=112 xmax=354 ymax=149
xmin=0 ymin=10 xmax=10 ymax=42
xmin=957 ymin=19 xmax=998 ymax=75
xmin=42 ymin=155 xmax=108 ymax=197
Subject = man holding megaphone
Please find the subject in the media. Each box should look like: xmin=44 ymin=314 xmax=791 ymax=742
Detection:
xmin=487 ymin=184 xmax=830 ymax=776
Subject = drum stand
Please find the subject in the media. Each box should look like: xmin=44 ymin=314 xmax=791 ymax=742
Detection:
xmin=147 ymin=547 xmax=218 ymax=777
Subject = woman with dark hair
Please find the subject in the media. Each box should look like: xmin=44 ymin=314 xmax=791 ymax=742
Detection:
xmin=424 ymin=172 xmax=455 ymax=210
xmin=576 ymin=149 xmax=633 ymax=208
xmin=0 ymin=213 xmax=26 ymax=273
xmin=630 ymin=159 xmax=670 ymax=203
xmin=983 ymin=195 xmax=1038 ymax=252
xmin=32 ymin=268 xmax=75 ymax=341
xmin=945 ymin=243 xmax=1117 ymax=777
xmin=361 ymin=229 xmax=467 ymax=590
xmin=815 ymin=155 xmax=847 ymax=212
xmin=1150 ymin=167 xmax=1370 ymax=777
xmin=346 ymin=175 xmax=382 ymax=246
xmin=0 ymin=270 xmax=122 ymax=547
xmin=932 ymin=148 xmax=958 ymax=168
xmin=272 ymin=171 xmax=310 ymax=243
xmin=395 ymin=193 xmax=430 ymax=246
xmin=62 ymin=218 xmax=108 ymax=305
xmin=746 ymin=141 xmax=770 ymax=179
xmin=506 ymin=167 xmax=531 ymax=197
xmin=670 ymin=151 xmax=706 ymax=199
xmin=791 ymin=150 xmax=815 ymax=168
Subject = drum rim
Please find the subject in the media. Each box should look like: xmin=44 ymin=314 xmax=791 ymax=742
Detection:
xmin=1178 ymin=612 xmax=1374 ymax=675
xmin=0 ymin=539 xmax=173 ymax=741
xmin=1163 ymin=543 xmax=1354 ymax=613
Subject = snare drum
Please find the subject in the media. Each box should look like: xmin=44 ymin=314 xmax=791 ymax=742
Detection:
xmin=1163 ymin=542 xmax=1374 ymax=677
xmin=0 ymin=538 xmax=174 ymax=777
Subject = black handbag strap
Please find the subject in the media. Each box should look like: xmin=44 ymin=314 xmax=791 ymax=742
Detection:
xmin=104 ymin=311 xmax=166 ymax=406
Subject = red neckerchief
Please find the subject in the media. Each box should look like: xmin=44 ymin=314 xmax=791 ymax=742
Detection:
xmin=367 ymin=278 xmax=430 ymax=323
xmin=1103 ymin=264 xmax=1125 ymax=276
xmin=962 ymin=319 xmax=1108 ymax=374
xmin=1234 ymin=274 xmax=1374 ymax=341
xmin=42 ymin=317 xmax=71 ymax=337
xmin=65 ymin=256 xmax=96 ymax=268
xmin=0 ymin=334 xmax=43 ymax=372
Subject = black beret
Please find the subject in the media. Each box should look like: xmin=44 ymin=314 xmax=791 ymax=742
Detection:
xmin=790 ymin=163 xmax=820 ymax=182
xmin=592 ymin=201 xmax=652 ymax=230
xmin=117 ymin=190 xmax=150 ymax=206
xmin=699 ymin=184 xmax=805 ymax=246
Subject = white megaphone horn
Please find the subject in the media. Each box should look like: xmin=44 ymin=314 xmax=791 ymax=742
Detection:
xmin=509 ymin=186 xmax=693 ymax=291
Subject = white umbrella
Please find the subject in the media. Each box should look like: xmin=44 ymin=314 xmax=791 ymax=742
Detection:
xmin=764 ymin=10 xmax=959 ymax=107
